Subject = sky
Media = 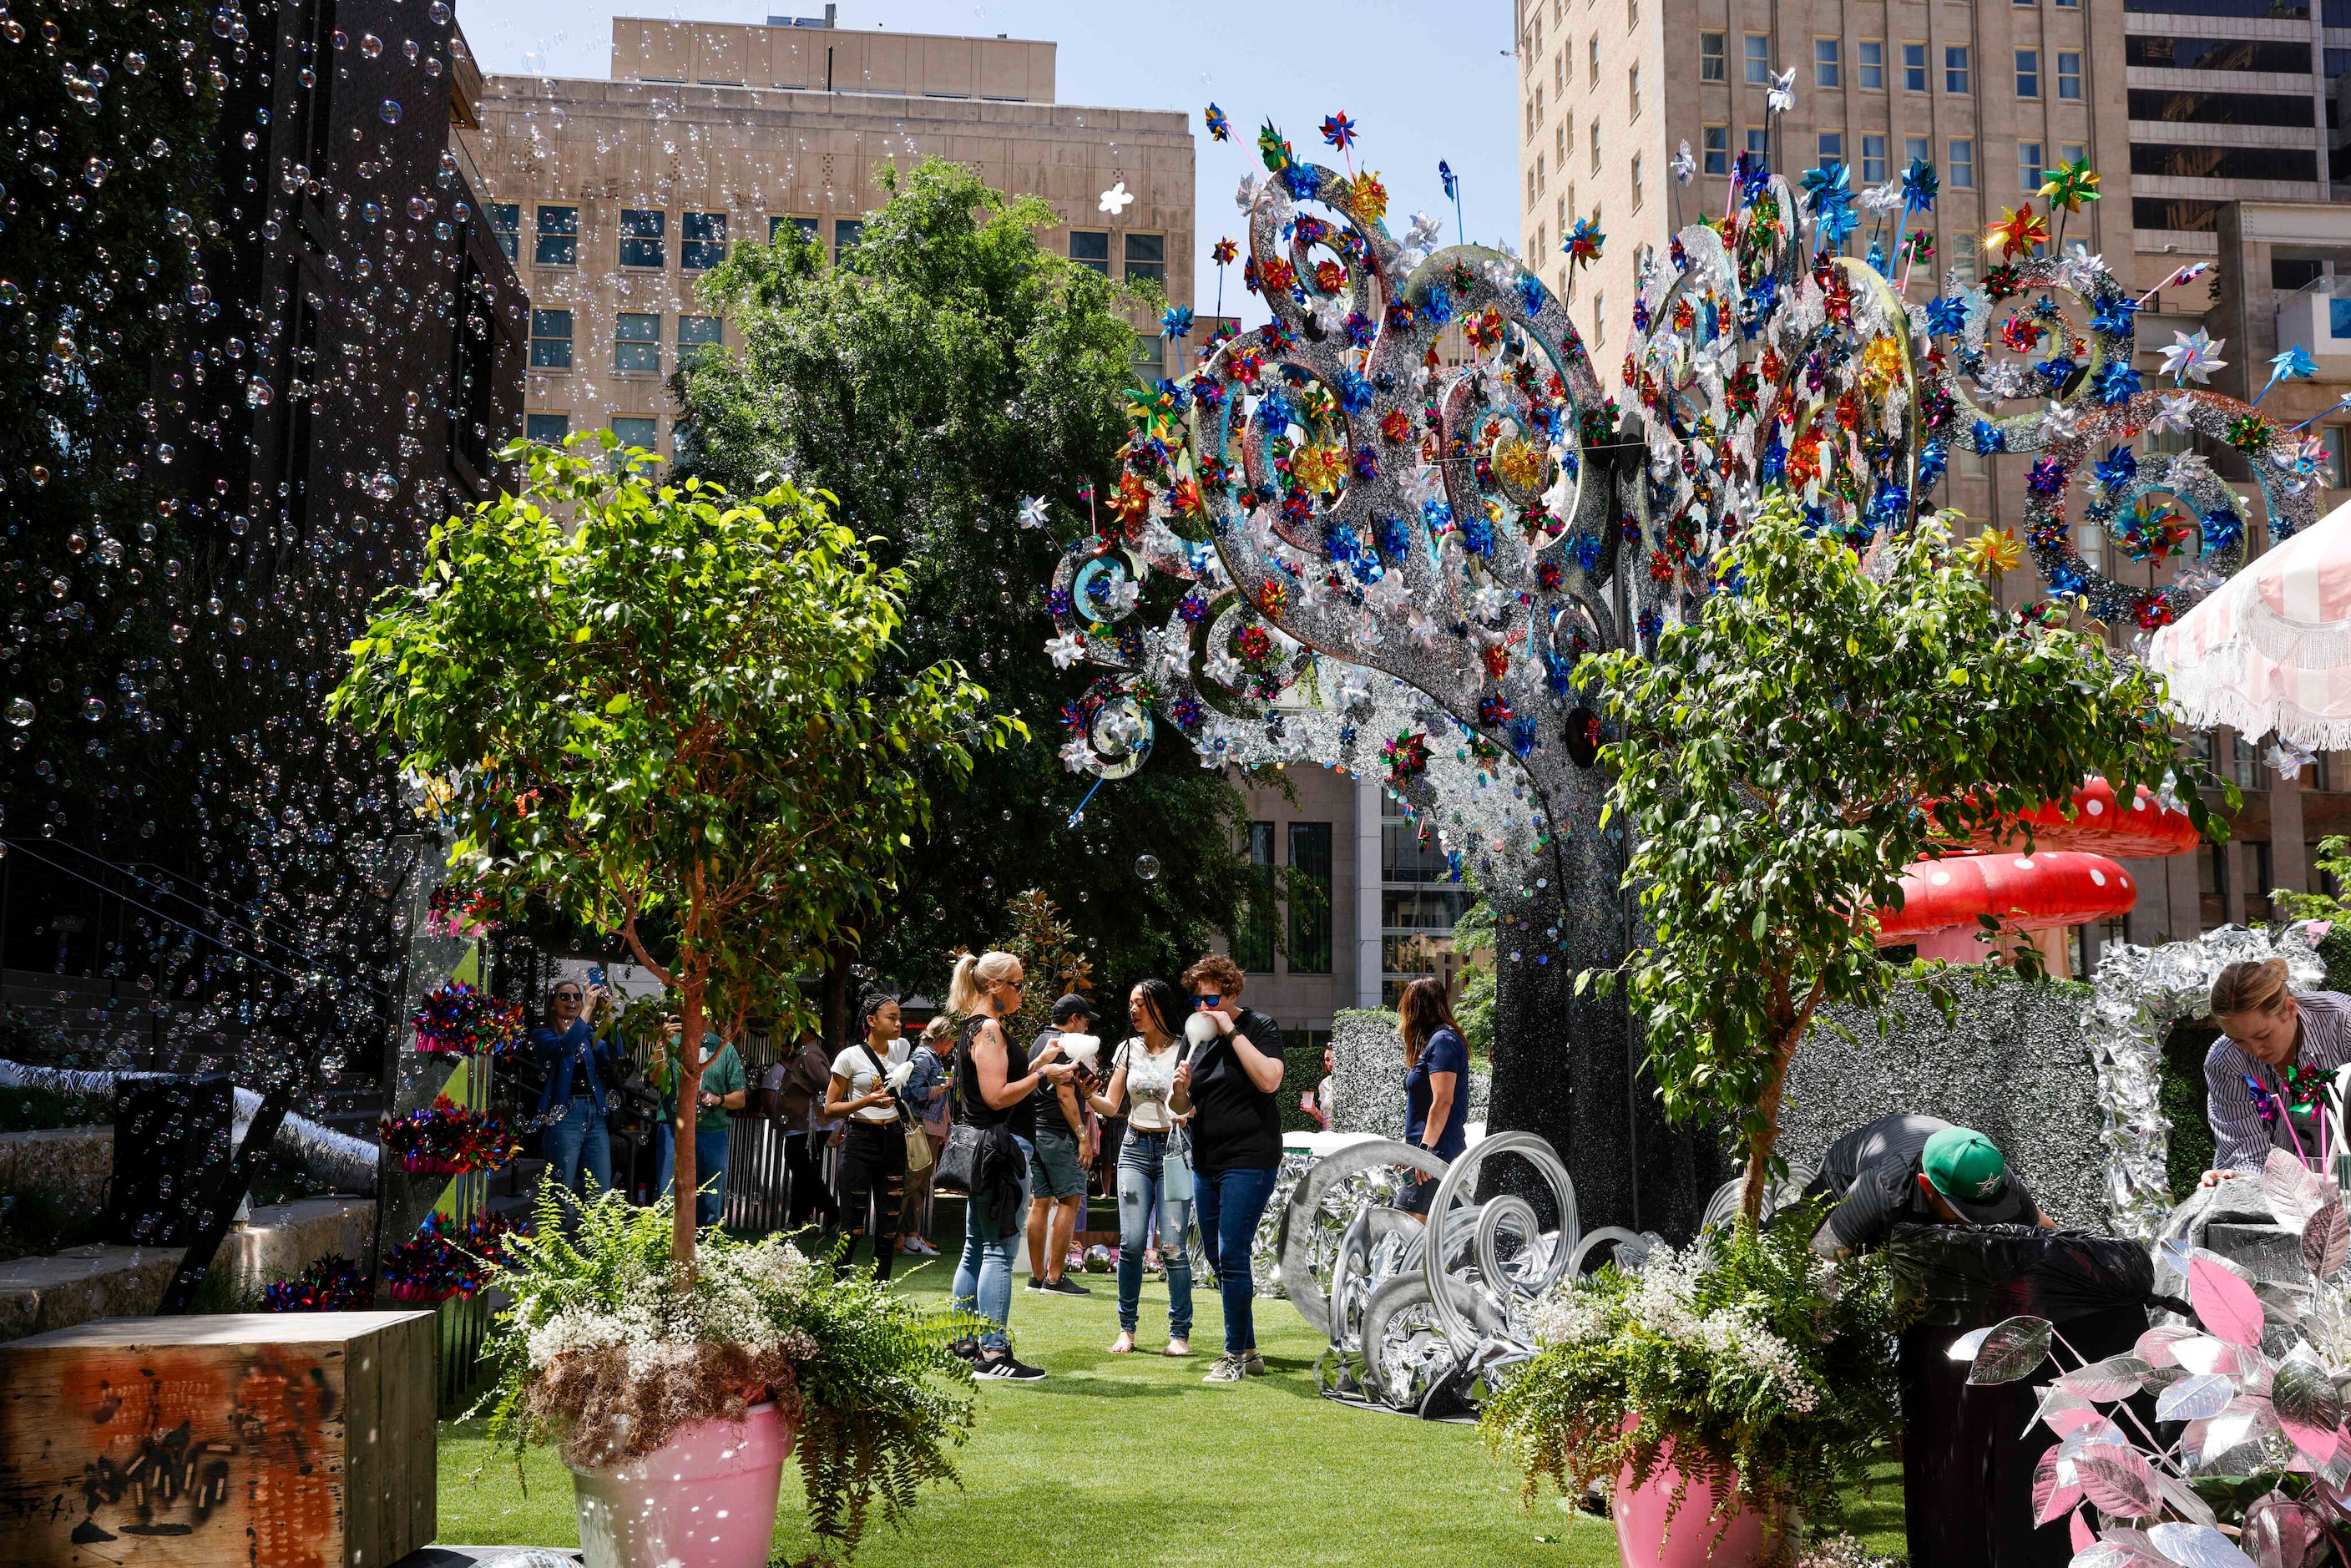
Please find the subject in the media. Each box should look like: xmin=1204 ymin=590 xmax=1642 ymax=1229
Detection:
xmin=458 ymin=0 xmax=1523 ymax=321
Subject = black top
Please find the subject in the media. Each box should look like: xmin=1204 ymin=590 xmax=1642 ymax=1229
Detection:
xmin=1818 ymin=1111 xmax=2040 ymax=1252
xmin=1029 ymin=1029 xmax=1084 ymax=1142
xmin=956 ymin=1014 xmax=1037 ymax=1141
xmin=1188 ymin=1006 xmax=1287 ymax=1176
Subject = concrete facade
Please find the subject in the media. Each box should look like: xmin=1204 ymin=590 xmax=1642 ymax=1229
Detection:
xmin=457 ymin=16 xmax=1196 ymax=462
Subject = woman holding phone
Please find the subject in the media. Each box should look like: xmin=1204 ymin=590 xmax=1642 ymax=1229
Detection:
xmin=1172 ymin=954 xmax=1286 ymax=1385
xmin=1086 ymin=977 xmax=1194 ymax=1356
xmin=826 ymin=991 xmax=910 ymax=1281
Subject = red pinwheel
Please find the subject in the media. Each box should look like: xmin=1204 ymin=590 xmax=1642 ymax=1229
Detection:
xmin=1211 ymin=236 xmax=1238 ymax=267
xmin=1320 ymin=112 xmax=1358 ymax=152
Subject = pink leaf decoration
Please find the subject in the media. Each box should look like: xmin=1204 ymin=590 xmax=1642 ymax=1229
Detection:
xmin=2190 ymin=1256 xmax=2265 ymax=1348
xmin=2135 ymin=1323 xmax=2196 ymax=1368
xmin=2078 ymin=1450 xmax=2158 ymax=1517
xmin=2045 ymin=1408 xmax=2106 ymax=1439
xmin=2034 ymin=1450 xmax=2083 ymax=1525
xmin=2070 ymin=1505 xmax=2095 ymax=1555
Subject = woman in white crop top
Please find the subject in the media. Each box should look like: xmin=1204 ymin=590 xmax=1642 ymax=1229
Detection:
xmin=1085 ymin=977 xmax=1195 ymax=1356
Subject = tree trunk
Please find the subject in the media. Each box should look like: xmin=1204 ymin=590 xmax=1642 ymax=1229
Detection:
xmin=672 ymin=977 xmax=709 ymax=1267
xmin=1737 ymin=1028 xmax=1802 ymax=1230
xmin=820 ymin=942 xmax=854 ymax=1055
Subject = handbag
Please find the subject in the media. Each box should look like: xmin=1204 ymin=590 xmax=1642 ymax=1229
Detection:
xmin=1163 ymin=1039 xmax=1198 ymax=1202
xmin=933 ymin=1121 xmax=983 ymax=1192
xmin=903 ymin=1120 xmax=935 ymax=1175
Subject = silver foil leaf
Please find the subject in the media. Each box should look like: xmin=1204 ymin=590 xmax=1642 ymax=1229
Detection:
xmin=1970 ymin=1315 xmax=2056 ymax=1384
xmin=2146 ymin=1521 xmax=2257 ymax=1568
xmin=2059 ymin=1355 xmax=2151 ymax=1404
xmin=2306 ymin=1200 xmax=2349 ymax=1280
xmin=2157 ymin=1373 xmax=2237 ymax=1423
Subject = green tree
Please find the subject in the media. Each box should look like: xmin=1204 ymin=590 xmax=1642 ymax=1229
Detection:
xmin=675 ymin=158 xmax=1246 ymax=1018
xmin=1580 ymin=501 xmax=2222 ymax=1224
xmin=331 ymin=438 xmax=1011 ymax=1263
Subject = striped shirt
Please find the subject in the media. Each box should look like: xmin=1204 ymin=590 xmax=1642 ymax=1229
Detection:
xmin=2204 ymin=990 xmax=2351 ymax=1174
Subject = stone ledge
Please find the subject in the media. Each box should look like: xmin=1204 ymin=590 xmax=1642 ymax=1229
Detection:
xmin=0 ymin=1125 xmax=111 ymax=1224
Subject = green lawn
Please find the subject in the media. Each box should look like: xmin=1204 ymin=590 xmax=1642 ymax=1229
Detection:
xmin=434 ymin=1198 xmax=1906 ymax=1565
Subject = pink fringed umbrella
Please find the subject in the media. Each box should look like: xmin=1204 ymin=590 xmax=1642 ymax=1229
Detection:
xmin=2148 ymin=497 xmax=2351 ymax=751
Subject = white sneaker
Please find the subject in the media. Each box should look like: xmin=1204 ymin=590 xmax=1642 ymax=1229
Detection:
xmin=1202 ymin=1353 xmax=1247 ymax=1384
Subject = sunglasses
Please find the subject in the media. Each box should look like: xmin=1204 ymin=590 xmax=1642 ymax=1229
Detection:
xmin=554 ymin=989 xmax=583 ymax=1001
xmin=996 ymin=977 xmax=1026 ymax=991
xmin=1191 ymin=994 xmax=1222 ymax=1008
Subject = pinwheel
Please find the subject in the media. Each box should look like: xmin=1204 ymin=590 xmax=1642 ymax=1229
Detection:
xmin=2255 ymin=344 xmax=2318 ymax=406
xmin=1017 ymin=495 xmax=1049 ymax=530
xmin=1671 ymin=139 xmax=1695 ymax=185
xmin=1320 ymin=111 xmax=1358 ymax=169
xmin=1563 ymin=215 xmax=1605 ymax=270
xmin=1160 ymin=305 xmax=1196 ymax=340
xmin=1256 ymin=119 xmax=1296 ymax=174
xmin=1209 ymin=236 xmax=1238 ymax=314
xmin=1893 ymin=158 xmax=1938 ymax=287
xmin=1961 ymin=528 xmax=2023 ymax=575
xmin=1438 ymin=159 xmax=1463 ymax=244
xmin=1984 ymin=205 xmax=2049 ymax=259
xmin=1348 ymin=170 xmax=1388 ymax=222
xmin=1767 ymin=66 xmax=1796 ymax=114
xmin=2159 ymin=328 xmax=2227 ymax=387
xmin=1204 ymin=103 xmax=1231 ymax=142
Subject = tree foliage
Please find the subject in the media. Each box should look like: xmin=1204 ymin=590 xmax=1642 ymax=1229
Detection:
xmin=331 ymin=438 xmax=1012 ymax=1261
xmin=675 ymin=158 xmax=1246 ymax=1009
xmin=1580 ymin=501 xmax=2222 ymax=1221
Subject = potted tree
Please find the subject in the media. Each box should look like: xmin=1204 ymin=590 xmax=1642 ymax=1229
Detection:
xmin=331 ymin=434 xmax=1012 ymax=1564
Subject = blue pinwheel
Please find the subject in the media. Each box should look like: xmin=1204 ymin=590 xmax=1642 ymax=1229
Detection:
xmin=2256 ymin=344 xmax=2318 ymax=407
xmin=1160 ymin=306 xmax=1195 ymax=340
xmin=1320 ymin=112 xmax=1358 ymax=153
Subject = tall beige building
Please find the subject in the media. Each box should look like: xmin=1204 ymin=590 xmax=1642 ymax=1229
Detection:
xmin=458 ymin=14 xmax=1196 ymax=461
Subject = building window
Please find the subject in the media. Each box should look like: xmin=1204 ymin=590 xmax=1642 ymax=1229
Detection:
xmin=2016 ymin=48 xmax=2040 ymax=98
xmin=1626 ymin=0 xmax=1638 ymax=29
xmin=1287 ymin=822 xmax=1333 ymax=974
xmin=2057 ymin=51 xmax=2081 ymax=99
xmin=2060 ymin=140 xmax=2087 ymax=169
xmin=619 ymin=209 xmax=667 ymax=268
xmin=1747 ymin=126 xmax=1770 ymax=161
xmin=1590 ymin=119 xmax=1601 ymax=174
xmin=771 ymin=215 xmax=819 ymax=246
xmin=534 ymin=205 xmax=578 ymax=266
xmin=1949 ymin=139 xmax=1975 ymax=187
xmin=1131 ymin=332 xmax=1162 ymax=374
xmin=1703 ymin=124 xmax=1729 ymax=175
xmin=489 ymin=203 xmax=520 ymax=262
xmin=1701 ymin=31 xmax=1726 ymax=79
xmin=1745 ymin=32 xmax=1770 ymax=83
xmin=832 ymin=218 xmax=863 ymax=260
xmin=1951 ymin=231 xmax=1979 ymax=283
xmin=2323 ymin=427 xmax=2350 ymax=487
xmin=1528 ymin=165 xmax=1539 ymax=204
xmin=1858 ymin=39 xmax=1884 ymax=89
xmin=1125 ymin=233 xmax=1167 ymax=283
xmin=1902 ymin=41 xmax=1927 ymax=91
xmin=1593 ymin=288 xmax=1605 ymax=346
xmin=610 ymin=417 xmax=660 ymax=466
xmin=525 ymin=412 xmax=569 ymax=444
xmin=1236 ymin=822 xmax=1276 ymax=973
xmin=1816 ymin=38 xmax=1841 ymax=88
xmin=2019 ymin=140 xmax=2045 ymax=195
xmin=1945 ymin=45 xmax=1970 ymax=94
xmin=1557 ymin=120 xmax=1567 ymax=163
xmin=1589 ymin=34 xmax=1599 ymax=85
xmin=678 ymin=314 xmax=724 ymax=359
xmin=1069 ymin=230 xmax=1110 ymax=275
xmin=1906 ymin=134 xmax=1931 ymax=169
xmin=1628 ymin=63 xmax=1641 ymax=117
xmin=614 ymin=312 xmax=662 ymax=374
xmin=528 ymin=308 xmax=573 ymax=369
xmin=1863 ymin=134 xmax=1888 ymax=183
xmin=681 ymin=211 xmax=727 ymax=269
xmin=1818 ymin=130 xmax=1844 ymax=169
xmin=1631 ymin=152 xmax=1645 ymax=209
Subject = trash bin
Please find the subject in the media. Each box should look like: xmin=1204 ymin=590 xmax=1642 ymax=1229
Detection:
xmin=1884 ymin=1222 xmax=2155 ymax=1568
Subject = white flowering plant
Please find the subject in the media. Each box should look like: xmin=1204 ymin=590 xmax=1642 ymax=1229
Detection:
xmin=473 ymin=1185 xmax=973 ymax=1560
xmin=1481 ymin=1201 xmax=1905 ymax=1549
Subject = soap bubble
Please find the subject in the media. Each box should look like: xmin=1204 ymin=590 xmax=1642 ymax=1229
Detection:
xmin=6 ymin=699 xmax=33 ymax=728
xmin=81 ymin=698 xmax=105 ymax=722
xmin=1135 ymin=854 xmax=1161 ymax=882
xmin=378 ymin=99 xmax=402 ymax=124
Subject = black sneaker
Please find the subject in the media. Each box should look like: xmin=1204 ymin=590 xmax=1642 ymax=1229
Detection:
xmin=973 ymin=1351 xmax=1047 ymax=1382
xmin=947 ymin=1338 xmax=981 ymax=1362
xmin=1024 ymin=1275 xmax=1045 ymax=1292
xmin=1042 ymin=1277 xmax=1092 ymax=1296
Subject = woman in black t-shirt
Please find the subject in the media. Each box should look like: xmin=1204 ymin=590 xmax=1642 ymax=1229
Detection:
xmin=1173 ymin=954 xmax=1286 ymax=1385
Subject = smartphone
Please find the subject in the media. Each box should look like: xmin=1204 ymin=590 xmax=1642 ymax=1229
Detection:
xmin=588 ymin=965 xmax=607 ymax=990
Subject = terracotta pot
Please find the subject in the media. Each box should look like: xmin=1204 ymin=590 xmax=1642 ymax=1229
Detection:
xmin=1612 ymin=1442 xmax=1777 ymax=1568
xmin=570 ymin=1400 xmax=794 ymax=1568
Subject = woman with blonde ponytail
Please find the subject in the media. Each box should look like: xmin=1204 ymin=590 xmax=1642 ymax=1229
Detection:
xmin=946 ymin=949 xmax=1074 ymax=1381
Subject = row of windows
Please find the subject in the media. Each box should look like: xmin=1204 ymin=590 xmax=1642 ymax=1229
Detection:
xmin=524 ymin=411 xmax=666 ymax=455
xmin=1699 ymin=33 xmax=2081 ymax=97
xmin=1695 ymin=126 xmax=2086 ymax=191
xmin=2128 ymin=87 xmax=2320 ymax=127
xmin=1235 ymin=821 xmax=1334 ymax=975
xmin=527 ymin=310 xmax=725 ymax=373
xmin=2132 ymin=140 xmax=2320 ymax=180
xmin=2126 ymin=34 xmax=2315 ymax=72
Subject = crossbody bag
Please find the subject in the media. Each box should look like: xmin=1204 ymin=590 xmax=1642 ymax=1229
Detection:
xmin=858 ymin=1041 xmax=933 ymax=1174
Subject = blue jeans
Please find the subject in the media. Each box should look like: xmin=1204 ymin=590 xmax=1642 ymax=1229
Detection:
xmin=1193 ymin=1164 xmax=1278 ymax=1358
xmin=1116 ymin=1130 xmax=1193 ymax=1338
xmin=655 ymin=1124 xmax=732 ymax=1227
xmin=952 ymin=1135 xmax=1033 ymax=1353
xmin=542 ymin=1097 xmax=612 ymax=1207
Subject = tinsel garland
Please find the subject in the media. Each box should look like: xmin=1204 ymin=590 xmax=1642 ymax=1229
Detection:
xmin=377 ymin=1094 xmax=521 ymax=1174
xmin=262 ymin=1253 xmax=375 ymax=1312
xmin=382 ymin=1211 xmax=532 ymax=1302
xmin=412 ymin=980 xmax=526 ymax=1057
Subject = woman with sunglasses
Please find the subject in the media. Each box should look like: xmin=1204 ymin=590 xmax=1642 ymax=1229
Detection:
xmin=1173 ymin=954 xmax=1287 ymax=1385
xmin=1086 ymin=977 xmax=1195 ymax=1356
xmin=945 ymin=948 xmax=1076 ymax=1381
xmin=530 ymin=977 xmax=621 ymax=1213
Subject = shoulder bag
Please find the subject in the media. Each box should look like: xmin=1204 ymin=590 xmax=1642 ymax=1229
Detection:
xmin=931 ymin=1029 xmax=985 ymax=1192
xmin=1164 ymin=1035 xmax=1198 ymax=1203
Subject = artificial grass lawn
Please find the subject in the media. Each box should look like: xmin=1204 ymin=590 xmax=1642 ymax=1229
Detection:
xmin=434 ymin=1197 xmax=1909 ymax=1565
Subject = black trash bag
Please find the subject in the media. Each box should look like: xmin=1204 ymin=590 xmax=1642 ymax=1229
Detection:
xmin=1886 ymin=1224 xmax=2154 ymax=1568
xmin=1888 ymin=1221 xmax=2155 ymax=1329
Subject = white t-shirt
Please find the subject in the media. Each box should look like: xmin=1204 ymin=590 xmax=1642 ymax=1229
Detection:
xmin=831 ymin=1044 xmax=903 ymax=1124
xmin=1115 ymin=1036 xmax=1185 ymax=1133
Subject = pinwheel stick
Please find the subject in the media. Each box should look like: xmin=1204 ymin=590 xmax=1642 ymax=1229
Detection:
xmin=2290 ymin=392 xmax=2351 ymax=433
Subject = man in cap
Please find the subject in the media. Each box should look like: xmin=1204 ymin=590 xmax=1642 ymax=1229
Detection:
xmin=1807 ymin=1112 xmax=2053 ymax=1257
xmin=1025 ymin=993 xmax=1099 ymax=1296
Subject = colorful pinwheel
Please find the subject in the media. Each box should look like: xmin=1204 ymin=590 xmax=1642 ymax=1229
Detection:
xmin=1256 ymin=119 xmax=1296 ymax=174
xmin=2159 ymin=328 xmax=2227 ymax=387
xmin=1161 ymin=306 xmax=1196 ymax=340
xmin=2037 ymin=159 xmax=2100 ymax=213
xmin=1211 ymin=236 xmax=1238 ymax=267
xmin=2256 ymin=344 xmax=2318 ymax=406
xmin=1320 ymin=112 xmax=1358 ymax=153
xmin=1984 ymin=205 xmax=2050 ymax=259
xmin=1901 ymin=158 xmax=1939 ymax=213
xmin=1204 ymin=103 xmax=1230 ymax=142
xmin=1563 ymin=215 xmax=1605 ymax=270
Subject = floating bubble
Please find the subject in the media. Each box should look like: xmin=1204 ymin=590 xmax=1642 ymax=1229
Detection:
xmin=6 ymin=699 xmax=33 ymax=728
xmin=367 ymin=471 xmax=397 ymax=500
xmin=360 ymin=32 xmax=382 ymax=56
xmin=245 ymin=379 xmax=272 ymax=407
xmin=81 ymin=698 xmax=104 ymax=722
xmin=378 ymin=99 xmax=402 ymax=124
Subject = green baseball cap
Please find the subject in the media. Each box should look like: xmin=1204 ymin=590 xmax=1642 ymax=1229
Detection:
xmin=1921 ymin=1126 xmax=2032 ymax=1224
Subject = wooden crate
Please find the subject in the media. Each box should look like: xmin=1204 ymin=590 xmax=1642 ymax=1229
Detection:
xmin=0 ymin=1311 xmax=437 ymax=1567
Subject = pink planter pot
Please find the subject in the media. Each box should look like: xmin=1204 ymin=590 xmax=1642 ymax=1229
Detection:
xmin=1613 ymin=1444 xmax=1778 ymax=1568
xmin=570 ymin=1400 xmax=793 ymax=1568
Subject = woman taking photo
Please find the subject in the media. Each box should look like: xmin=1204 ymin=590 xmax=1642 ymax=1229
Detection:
xmin=826 ymin=991 xmax=910 ymax=1280
xmin=1086 ymin=978 xmax=1194 ymax=1356
xmin=1398 ymin=976 xmax=1469 ymax=1215
xmin=947 ymin=949 xmax=1076 ymax=1382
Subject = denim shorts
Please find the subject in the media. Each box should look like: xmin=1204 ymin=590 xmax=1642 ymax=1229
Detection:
xmin=1028 ymin=1126 xmax=1087 ymax=1200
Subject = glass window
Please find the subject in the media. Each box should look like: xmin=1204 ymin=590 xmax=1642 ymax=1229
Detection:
xmin=1863 ymin=134 xmax=1888 ymax=183
xmin=1818 ymin=130 xmax=1845 ymax=169
xmin=1906 ymin=134 xmax=1932 ymax=168
xmin=2016 ymin=48 xmax=2040 ymax=98
xmin=1131 ymin=332 xmax=1161 ymax=373
xmin=1902 ymin=41 xmax=1927 ymax=91
xmin=2061 ymin=141 xmax=2087 ymax=169
xmin=1816 ymin=38 xmax=1841 ymax=88
xmin=614 ymin=311 xmax=662 ymax=374
xmin=2019 ymin=140 xmax=2045 ymax=195
xmin=1629 ymin=63 xmax=1641 ymax=118
xmin=1590 ymin=119 xmax=1600 ymax=173
xmin=610 ymin=417 xmax=660 ymax=466
xmin=1703 ymin=124 xmax=1729 ymax=175
xmin=2057 ymin=51 xmax=2081 ymax=99
xmin=1949 ymin=139 xmax=1975 ymax=188
xmin=525 ymin=412 xmax=569 ymax=444
xmin=1382 ymin=800 xmax=1454 ymax=883
xmin=1951 ymin=231 xmax=1979 ymax=284
xmin=681 ymin=211 xmax=727 ymax=270
xmin=833 ymin=218 xmax=862 ymax=260
xmin=528 ymin=308 xmax=572 ymax=369
xmin=619 ymin=209 xmax=666 ymax=268
xmin=1125 ymin=232 xmax=1166 ymax=283
xmin=1069 ymin=230 xmax=1110 ymax=275
xmin=1858 ymin=39 xmax=1884 ymax=89
xmin=1236 ymin=822 xmax=1276 ymax=972
xmin=489 ymin=203 xmax=520 ymax=263
xmin=1745 ymin=33 xmax=1771 ymax=83
xmin=1626 ymin=0 xmax=1637 ymax=30
xmin=2323 ymin=427 xmax=2349 ymax=487
xmin=1593 ymin=288 xmax=1605 ymax=345
xmin=534 ymin=205 xmax=578 ymax=267
xmin=771 ymin=215 xmax=820 ymax=246
xmin=1588 ymin=33 xmax=1599 ymax=84
xmin=1287 ymin=822 xmax=1332 ymax=974
xmin=1946 ymin=45 xmax=1970 ymax=94
xmin=1747 ymin=126 xmax=1770 ymax=160
xmin=1631 ymin=152 xmax=1645 ymax=209
xmin=678 ymin=315 xmax=724 ymax=357
xmin=1701 ymin=32 xmax=1726 ymax=80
